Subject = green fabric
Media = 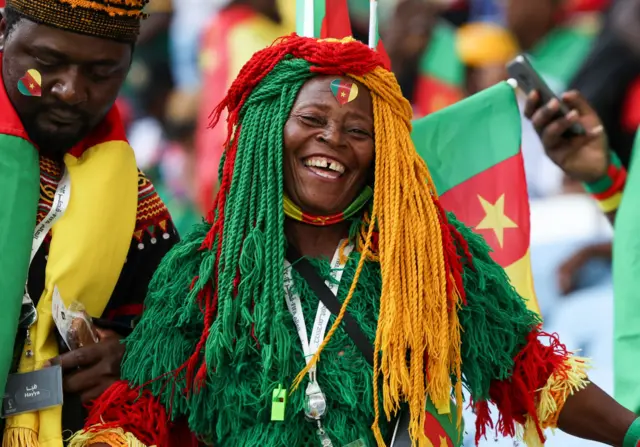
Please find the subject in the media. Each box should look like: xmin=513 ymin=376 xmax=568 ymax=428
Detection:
xmin=411 ymin=82 xmax=521 ymax=194
xmin=623 ymin=417 xmax=640 ymax=447
xmin=418 ymin=20 xmax=465 ymax=87
xmin=613 ymin=129 xmax=640 ymax=414
xmin=529 ymin=25 xmax=595 ymax=93
xmin=0 ymin=136 xmax=40 ymax=398
xmin=120 ymin=212 xmax=537 ymax=444
xmin=123 ymin=221 xmax=390 ymax=446
xmin=296 ymin=0 xmax=326 ymax=37
xmin=583 ymin=150 xmax=623 ymax=195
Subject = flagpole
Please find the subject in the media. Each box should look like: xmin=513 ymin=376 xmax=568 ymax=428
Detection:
xmin=303 ymin=0 xmax=315 ymax=37
xmin=368 ymin=0 xmax=378 ymax=49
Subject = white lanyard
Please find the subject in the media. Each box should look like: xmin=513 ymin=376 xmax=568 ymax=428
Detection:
xmin=23 ymin=170 xmax=71 ymax=304
xmin=283 ymin=242 xmax=353 ymax=375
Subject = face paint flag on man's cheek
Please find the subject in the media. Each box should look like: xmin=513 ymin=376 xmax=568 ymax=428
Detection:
xmin=18 ymin=69 xmax=42 ymax=97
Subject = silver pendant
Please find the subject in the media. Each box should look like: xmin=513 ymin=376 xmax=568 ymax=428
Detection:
xmin=20 ymin=292 xmax=38 ymax=358
xmin=304 ymin=381 xmax=327 ymax=420
xmin=316 ymin=420 xmax=334 ymax=447
xmin=19 ymin=298 xmax=38 ymax=329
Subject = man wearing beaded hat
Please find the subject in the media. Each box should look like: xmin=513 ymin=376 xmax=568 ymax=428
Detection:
xmin=0 ymin=0 xmax=178 ymax=445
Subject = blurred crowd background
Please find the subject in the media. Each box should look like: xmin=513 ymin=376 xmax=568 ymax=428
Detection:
xmin=113 ymin=0 xmax=633 ymax=444
xmin=8 ymin=0 xmax=640 ymax=443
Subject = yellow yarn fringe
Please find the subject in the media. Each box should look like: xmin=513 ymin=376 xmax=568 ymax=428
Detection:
xmin=521 ymin=355 xmax=591 ymax=447
xmin=2 ymin=428 xmax=39 ymax=447
xmin=67 ymin=427 xmax=151 ymax=447
xmin=290 ymin=65 xmax=463 ymax=447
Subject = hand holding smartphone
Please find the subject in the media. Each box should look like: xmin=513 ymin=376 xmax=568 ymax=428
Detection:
xmin=506 ymin=54 xmax=586 ymax=138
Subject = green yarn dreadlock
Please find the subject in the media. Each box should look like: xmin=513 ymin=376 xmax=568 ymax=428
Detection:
xmin=123 ymin=57 xmax=317 ymax=432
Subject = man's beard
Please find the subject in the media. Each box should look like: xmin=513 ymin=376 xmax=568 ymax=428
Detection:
xmin=23 ymin=116 xmax=93 ymax=158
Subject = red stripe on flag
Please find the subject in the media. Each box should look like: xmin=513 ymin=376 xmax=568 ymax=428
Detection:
xmin=23 ymin=72 xmax=41 ymax=96
xmin=321 ymin=0 xmax=352 ymax=39
xmin=376 ymin=40 xmax=391 ymax=71
xmin=440 ymin=152 xmax=530 ymax=267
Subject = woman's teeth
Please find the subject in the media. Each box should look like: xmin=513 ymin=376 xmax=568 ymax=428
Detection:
xmin=304 ymin=157 xmax=346 ymax=174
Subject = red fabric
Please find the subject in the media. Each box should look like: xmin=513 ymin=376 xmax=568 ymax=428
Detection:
xmin=564 ymin=0 xmax=610 ymax=13
xmin=474 ymin=328 xmax=570 ymax=444
xmin=83 ymin=380 xmax=200 ymax=447
xmin=195 ymin=6 xmax=258 ymax=214
xmin=591 ymin=167 xmax=626 ymax=200
xmin=0 ymin=55 xmax=32 ymax=141
xmin=106 ymin=303 xmax=144 ymax=320
xmin=621 ymin=76 xmax=640 ymax=133
xmin=321 ymin=0 xmax=352 ymax=39
xmin=413 ymin=75 xmax=464 ymax=119
xmin=424 ymin=410 xmax=454 ymax=446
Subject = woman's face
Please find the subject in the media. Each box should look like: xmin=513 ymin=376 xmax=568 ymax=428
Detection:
xmin=283 ymin=76 xmax=375 ymax=216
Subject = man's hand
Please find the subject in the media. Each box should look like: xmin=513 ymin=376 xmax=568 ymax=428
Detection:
xmin=49 ymin=329 xmax=124 ymax=404
xmin=524 ymin=90 xmax=608 ymax=183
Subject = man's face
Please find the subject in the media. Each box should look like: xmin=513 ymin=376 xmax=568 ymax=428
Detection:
xmin=0 ymin=18 xmax=132 ymax=156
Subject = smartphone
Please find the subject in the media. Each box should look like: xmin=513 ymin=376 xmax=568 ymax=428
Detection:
xmin=506 ymin=54 xmax=586 ymax=138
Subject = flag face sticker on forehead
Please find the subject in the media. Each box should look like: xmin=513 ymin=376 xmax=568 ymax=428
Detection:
xmin=330 ymin=79 xmax=358 ymax=105
xmin=18 ymin=69 xmax=42 ymax=97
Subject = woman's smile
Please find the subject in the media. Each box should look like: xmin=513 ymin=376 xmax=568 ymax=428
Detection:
xmin=302 ymin=155 xmax=347 ymax=180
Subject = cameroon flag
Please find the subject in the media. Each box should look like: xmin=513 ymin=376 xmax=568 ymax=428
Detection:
xmin=413 ymin=20 xmax=465 ymax=118
xmin=413 ymin=82 xmax=540 ymax=314
xmin=295 ymin=0 xmax=391 ymax=68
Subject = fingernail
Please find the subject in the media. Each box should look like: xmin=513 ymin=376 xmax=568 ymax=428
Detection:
xmin=566 ymin=109 xmax=579 ymax=120
xmin=548 ymin=99 xmax=559 ymax=110
xmin=43 ymin=361 xmax=51 ymax=368
xmin=590 ymin=125 xmax=604 ymax=135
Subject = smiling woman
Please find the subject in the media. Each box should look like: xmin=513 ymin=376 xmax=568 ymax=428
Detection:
xmin=70 ymin=35 xmax=638 ymax=447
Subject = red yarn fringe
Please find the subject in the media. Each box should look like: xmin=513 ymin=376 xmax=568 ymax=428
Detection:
xmin=433 ymin=199 xmax=469 ymax=307
xmin=474 ymin=327 xmax=569 ymax=444
xmin=82 ymin=380 xmax=197 ymax=447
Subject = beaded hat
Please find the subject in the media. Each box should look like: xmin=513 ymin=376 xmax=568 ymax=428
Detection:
xmin=6 ymin=0 xmax=148 ymax=43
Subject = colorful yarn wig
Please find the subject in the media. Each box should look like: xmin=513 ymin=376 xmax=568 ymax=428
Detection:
xmin=70 ymin=35 xmax=590 ymax=447
xmin=190 ymin=34 xmax=468 ymax=444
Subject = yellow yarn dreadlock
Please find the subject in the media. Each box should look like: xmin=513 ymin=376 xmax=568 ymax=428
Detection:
xmin=290 ymin=62 xmax=464 ymax=446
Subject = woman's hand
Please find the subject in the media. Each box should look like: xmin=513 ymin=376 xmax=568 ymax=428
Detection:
xmin=524 ymin=90 xmax=608 ymax=183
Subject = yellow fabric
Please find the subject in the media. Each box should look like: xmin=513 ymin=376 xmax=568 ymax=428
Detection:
xmin=228 ymin=10 xmax=294 ymax=81
xmin=3 ymin=142 xmax=138 ymax=447
xmin=68 ymin=427 xmax=151 ymax=447
xmin=503 ymin=250 xmax=541 ymax=314
xmin=522 ymin=355 xmax=590 ymax=447
xmin=597 ymin=191 xmax=622 ymax=213
xmin=456 ymin=23 xmax=519 ymax=67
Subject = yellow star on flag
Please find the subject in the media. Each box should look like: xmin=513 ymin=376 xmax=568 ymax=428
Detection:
xmin=475 ymin=194 xmax=518 ymax=248
xmin=29 ymin=83 xmax=34 ymax=88
xmin=341 ymin=92 xmax=346 ymax=97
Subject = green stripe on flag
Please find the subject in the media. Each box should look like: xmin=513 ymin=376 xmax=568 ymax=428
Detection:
xmin=296 ymin=0 xmax=326 ymax=37
xmin=411 ymin=81 xmax=521 ymax=195
xmin=613 ymin=127 xmax=640 ymax=413
xmin=0 ymin=135 xmax=39 ymax=398
xmin=418 ymin=20 xmax=465 ymax=87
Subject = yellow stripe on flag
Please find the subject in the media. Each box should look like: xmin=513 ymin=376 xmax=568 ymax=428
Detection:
xmin=503 ymin=249 xmax=540 ymax=314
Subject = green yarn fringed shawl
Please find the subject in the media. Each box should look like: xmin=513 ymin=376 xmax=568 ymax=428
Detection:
xmin=120 ymin=213 xmax=539 ymax=445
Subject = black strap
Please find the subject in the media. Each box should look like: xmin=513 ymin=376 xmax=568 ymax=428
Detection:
xmin=285 ymin=245 xmax=375 ymax=366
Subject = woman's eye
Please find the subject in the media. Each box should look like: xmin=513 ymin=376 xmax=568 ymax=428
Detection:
xmin=35 ymin=57 xmax=56 ymax=67
xmin=301 ymin=115 xmax=322 ymax=125
xmin=349 ymin=128 xmax=371 ymax=137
